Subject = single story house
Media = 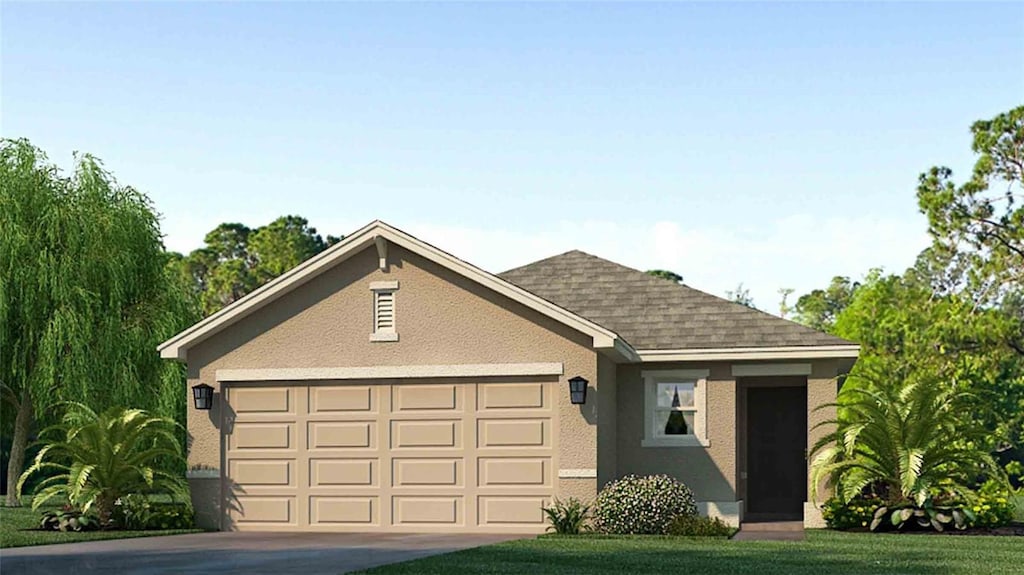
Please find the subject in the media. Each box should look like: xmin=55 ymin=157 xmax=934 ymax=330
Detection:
xmin=160 ymin=220 xmax=858 ymax=533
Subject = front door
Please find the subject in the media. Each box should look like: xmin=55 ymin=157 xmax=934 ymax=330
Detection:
xmin=745 ymin=386 xmax=807 ymax=521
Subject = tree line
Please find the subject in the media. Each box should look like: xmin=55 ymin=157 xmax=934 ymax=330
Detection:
xmin=3 ymin=105 xmax=1022 ymax=505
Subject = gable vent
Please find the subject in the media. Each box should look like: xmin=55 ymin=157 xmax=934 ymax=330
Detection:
xmin=369 ymin=280 xmax=399 ymax=342
xmin=375 ymin=290 xmax=395 ymax=332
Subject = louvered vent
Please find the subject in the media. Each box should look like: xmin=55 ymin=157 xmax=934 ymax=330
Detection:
xmin=375 ymin=290 xmax=395 ymax=332
xmin=369 ymin=280 xmax=399 ymax=342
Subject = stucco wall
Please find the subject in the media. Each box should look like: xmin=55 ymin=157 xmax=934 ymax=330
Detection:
xmin=596 ymin=354 xmax=618 ymax=489
xmin=183 ymin=244 xmax=600 ymax=529
xmin=615 ymin=359 xmax=843 ymax=526
xmin=615 ymin=362 xmax=738 ymax=503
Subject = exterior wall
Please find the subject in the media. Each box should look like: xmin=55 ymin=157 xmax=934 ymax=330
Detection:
xmin=616 ymin=359 xmax=843 ymax=527
xmin=596 ymin=354 xmax=618 ymax=489
xmin=183 ymin=244 xmax=599 ymax=529
xmin=806 ymin=359 xmax=840 ymax=527
xmin=615 ymin=362 xmax=738 ymax=515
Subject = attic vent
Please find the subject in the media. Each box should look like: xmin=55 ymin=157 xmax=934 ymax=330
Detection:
xmin=370 ymin=280 xmax=399 ymax=342
xmin=375 ymin=291 xmax=394 ymax=330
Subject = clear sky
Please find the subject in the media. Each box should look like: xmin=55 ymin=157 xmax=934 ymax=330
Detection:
xmin=3 ymin=2 xmax=1022 ymax=312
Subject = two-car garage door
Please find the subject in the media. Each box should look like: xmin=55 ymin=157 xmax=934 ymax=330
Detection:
xmin=223 ymin=378 xmax=556 ymax=532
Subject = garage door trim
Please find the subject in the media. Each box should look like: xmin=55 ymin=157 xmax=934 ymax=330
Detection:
xmin=217 ymin=363 xmax=564 ymax=382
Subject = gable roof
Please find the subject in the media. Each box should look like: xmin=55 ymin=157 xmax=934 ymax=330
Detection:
xmin=498 ymin=250 xmax=857 ymax=355
xmin=159 ymin=221 xmax=633 ymax=361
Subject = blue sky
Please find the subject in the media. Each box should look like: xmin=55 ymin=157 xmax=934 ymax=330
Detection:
xmin=3 ymin=2 xmax=1022 ymax=311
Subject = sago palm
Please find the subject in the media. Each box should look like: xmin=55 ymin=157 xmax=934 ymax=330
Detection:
xmin=810 ymin=372 xmax=998 ymax=507
xmin=17 ymin=403 xmax=190 ymax=525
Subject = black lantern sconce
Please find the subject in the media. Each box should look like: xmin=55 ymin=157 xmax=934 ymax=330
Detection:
xmin=192 ymin=383 xmax=214 ymax=410
xmin=568 ymin=375 xmax=588 ymax=405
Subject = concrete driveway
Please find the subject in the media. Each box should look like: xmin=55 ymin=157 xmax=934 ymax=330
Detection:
xmin=0 ymin=531 xmax=525 ymax=574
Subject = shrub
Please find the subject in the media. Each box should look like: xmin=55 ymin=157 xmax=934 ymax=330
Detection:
xmin=39 ymin=509 xmax=99 ymax=532
xmin=592 ymin=474 xmax=697 ymax=534
xmin=869 ymin=503 xmax=973 ymax=532
xmin=810 ymin=371 xmax=999 ymax=507
xmin=114 ymin=495 xmax=195 ymax=530
xmin=667 ymin=515 xmax=736 ymax=537
xmin=968 ymin=480 xmax=1016 ymax=528
xmin=17 ymin=403 xmax=191 ymax=527
xmin=541 ymin=497 xmax=590 ymax=534
xmin=821 ymin=496 xmax=883 ymax=530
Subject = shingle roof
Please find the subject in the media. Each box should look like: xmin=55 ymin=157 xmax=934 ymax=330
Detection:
xmin=498 ymin=250 xmax=854 ymax=350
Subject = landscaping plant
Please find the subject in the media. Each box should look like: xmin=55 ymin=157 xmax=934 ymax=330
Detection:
xmin=17 ymin=403 xmax=191 ymax=527
xmin=810 ymin=368 xmax=1010 ymax=532
xmin=591 ymin=474 xmax=697 ymax=535
xmin=541 ymin=497 xmax=591 ymax=534
xmin=820 ymin=496 xmax=883 ymax=530
xmin=666 ymin=515 xmax=736 ymax=537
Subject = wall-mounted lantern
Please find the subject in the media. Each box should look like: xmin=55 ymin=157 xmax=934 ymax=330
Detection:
xmin=568 ymin=376 xmax=589 ymax=405
xmin=192 ymin=383 xmax=214 ymax=410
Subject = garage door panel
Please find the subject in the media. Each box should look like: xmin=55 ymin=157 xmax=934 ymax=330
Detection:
xmin=310 ymin=386 xmax=375 ymax=414
xmin=393 ymin=458 xmax=462 ymax=487
xmin=230 ymin=422 xmax=295 ymax=450
xmin=229 ymin=459 xmax=293 ymax=486
xmin=391 ymin=420 xmax=461 ymax=448
xmin=478 ymin=457 xmax=550 ymax=487
xmin=477 ymin=419 xmax=549 ymax=448
xmin=232 ymin=496 xmax=295 ymax=525
xmin=478 ymin=383 xmax=547 ymax=410
xmin=308 ymin=421 xmax=376 ymax=449
xmin=479 ymin=496 xmax=549 ymax=526
xmin=392 ymin=496 xmax=463 ymax=526
xmin=310 ymin=458 xmax=377 ymax=487
xmin=310 ymin=496 xmax=378 ymax=526
xmin=392 ymin=384 xmax=461 ymax=411
xmin=231 ymin=387 xmax=293 ymax=414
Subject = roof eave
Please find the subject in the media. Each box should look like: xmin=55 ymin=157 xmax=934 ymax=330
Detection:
xmin=636 ymin=344 xmax=860 ymax=362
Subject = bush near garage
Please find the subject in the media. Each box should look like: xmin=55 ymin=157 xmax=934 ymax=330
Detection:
xmin=591 ymin=474 xmax=697 ymax=535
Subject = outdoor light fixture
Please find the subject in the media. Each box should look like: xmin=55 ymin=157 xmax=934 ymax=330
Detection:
xmin=568 ymin=376 xmax=588 ymax=405
xmin=192 ymin=383 xmax=214 ymax=410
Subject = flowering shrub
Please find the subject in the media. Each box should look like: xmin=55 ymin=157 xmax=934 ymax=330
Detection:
xmin=969 ymin=480 xmax=1016 ymax=528
xmin=820 ymin=496 xmax=883 ymax=530
xmin=591 ymin=474 xmax=697 ymax=534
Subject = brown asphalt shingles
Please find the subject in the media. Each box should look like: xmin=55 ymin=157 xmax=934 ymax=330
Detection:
xmin=499 ymin=250 xmax=854 ymax=350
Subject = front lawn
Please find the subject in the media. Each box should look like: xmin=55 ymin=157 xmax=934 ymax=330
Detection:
xmin=355 ymin=530 xmax=1023 ymax=575
xmin=0 ymin=498 xmax=202 ymax=549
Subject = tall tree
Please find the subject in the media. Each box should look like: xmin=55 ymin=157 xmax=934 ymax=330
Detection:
xmin=0 ymin=139 xmax=198 ymax=506
xmin=185 ymin=216 xmax=340 ymax=316
xmin=834 ymin=270 xmax=1023 ymax=454
xmin=645 ymin=269 xmax=684 ymax=283
xmin=917 ymin=105 xmax=1023 ymax=327
xmin=792 ymin=276 xmax=860 ymax=333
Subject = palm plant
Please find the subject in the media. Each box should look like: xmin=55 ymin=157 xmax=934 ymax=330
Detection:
xmin=810 ymin=370 xmax=1000 ymax=508
xmin=17 ymin=403 xmax=190 ymax=526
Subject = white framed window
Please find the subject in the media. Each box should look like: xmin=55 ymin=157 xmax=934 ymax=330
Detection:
xmin=641 ymin=369 xmax=710 ymax=447
xmin=369 ymin=280 xmax=399 ymax=342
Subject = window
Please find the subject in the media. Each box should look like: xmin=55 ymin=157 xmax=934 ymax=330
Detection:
xmin=369 ymin=280 xmax=399 ymax=342
xmin=642 ymin=369 xmax=709 ymax=447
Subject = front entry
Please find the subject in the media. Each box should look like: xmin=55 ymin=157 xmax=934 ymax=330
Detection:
xmin=745 ymin=385 xmax=807 ymax=521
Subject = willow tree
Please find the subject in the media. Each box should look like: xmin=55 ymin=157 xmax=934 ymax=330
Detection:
xmin=0 ymin=139 xmax=198 ymax=506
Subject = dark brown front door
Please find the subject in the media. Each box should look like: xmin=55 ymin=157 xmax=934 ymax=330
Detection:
xmin=746 ymin=386 xmax=807 ymax=521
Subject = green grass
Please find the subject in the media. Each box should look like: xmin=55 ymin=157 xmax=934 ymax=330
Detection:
xmin=355 ymin=530 xmax=1024 ymax=575
xmin=0 ymin=498 xmax=202 ymax=549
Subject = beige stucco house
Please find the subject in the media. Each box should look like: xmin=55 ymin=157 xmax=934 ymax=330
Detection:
xmin=160 ymin=220 xmax=858 ymax=533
